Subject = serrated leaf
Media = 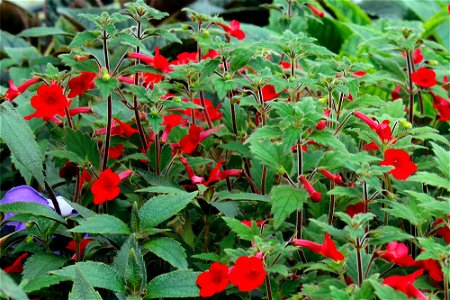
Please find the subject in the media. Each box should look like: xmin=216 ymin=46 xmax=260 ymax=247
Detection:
xmin=68 ymin=267 xmax=102 ymax=300
xmin=21 ymin=275 xmax=65 ymax=293
xmin=143 ymin=237 xmax=188 ymax=269
xmin=430 ymin=142 xmax=450 ymax=179
xmin=1 ymin=270 xmax=29 ymax=300
xmin=309 ymin=131 xmax=349 ymax=155
xmin=51 ymin=262 xmax=125 ymax=293
xmin=0 ymin=104 xmax=44 ymax=186
xmin=18 ymin=27 xmax=71 ymax=37
xmin=48 ymin=150 xmax=85 ymax=166
xmin=145 ymin=270 xmax=200 ymax=299
xmin=137 ymin=169 xmax=183 ymax=189
xmin=218 ymin=191 xmax=269 ymax=202
xmin=63 ymin=129 xmax=100 ymax=169
xmin=69 ymin=215 xmax=130 ymax=234
xmin=408 ymin=172 xmax=449 ymax=190
xmin=23 ymin=253 xmax=68 ymax=281
xmin=0 ymin=202 xmax=66 ymax=224
xmin=94 ymin=77 xmax=119 ymax=99
xmin=136 ymin=186 xmax=187 ymax=194
xmin=369 ymin=226 xmax=413 ymax=245
xmin=222 ymin=217 xmax=255 ymax=241
xmin=70 ymin=31 xmax=99 ymax=48
xmin=271 ymin=185 xmax=307 ymax=229
xmin=139 ymin=192 xmax=197 ymax=229
xmin=249 ymin=142 xmax=290 ymax=172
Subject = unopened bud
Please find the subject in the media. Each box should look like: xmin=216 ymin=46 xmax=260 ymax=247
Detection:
xmin=201 ymin=29 xmax=210 ymax=36
xmin=426 ymin=60 xmax=438 ymax=66
xmin=399 ymin=119 xmax=412 ymax=129
xmin=101 ymin=68 xmax=110 ymax=81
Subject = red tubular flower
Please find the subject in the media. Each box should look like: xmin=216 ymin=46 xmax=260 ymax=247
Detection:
xmin=364 ymin=142 xmax=379 ymax=151
xmin=118 ymin=76 xmax=135 ymax=84
xmin=171 ymin=52 xmax=198 ymax=66
xmin=90 ymin=169 xmax=121 ymax=205
xmin=354 ymin=111 xmax=379 ymax=132
xmin=280 ymin=61 xmax=291 ymax=70
xmin=434 ymin=215 xmax=450 ymax=243
xmin=162 ymin=114 xmax=185 ymax=142
xmin=414 ymin=257 xmax=443 ymax=282
xmin=344 ymin=202 xmax=365 ymax=218
xmin=66 ymin=239 xmax=92 ymax=260
xmin=108 ymin=144 xmax=125 ymax=159
xmin=143 ymin=73 xmax=164 ymax=89
xmin=380 ymin=149 xmax=417 ymax=180
xmin=196 ymin=262 xmax=229 ymax=297
xmin=179 ymin=156 xmax=205 ymax=184
xmin=183 ymin=98 xmax=223 ymax=122
xmin=5 ymin=78 xmax=40 ymax=102
xmin=402 ymin=48 xmax=424 ymax=65
xmin=128 ymin=52 xmax=154 ymax=65
xmin=118 ymin=170 xmax=132 ymax=181
xmin=203 ymin=49 xmax=220 ymax=60
xmin=178 ymin=124 xmax=218 ymax=154
xmin=204 ymin=160 xmax=243 ymax=186
xmin=292 ymin=233 xmax=344 ymax=261
xmin=377 ymin=242 xmax=414 ymax=267
xmin=411 ymin=67 xmax=437 ymax=88
xmin=217 ymin=20 xmax=246 ymax=40
xmin=430 ymin=93 xmax=450 ymax=122
xmin=391 ymin=85 xmax=402 ymax=100
xmin=24 ymin=83 xmax=69 ymax=121
xmin=382 ymin=269 xmax=427 ymax=300
xmin=153 ymin=47 xmax=172 ymax=73
xmin=319 ymin=169 xmax=343 ymax=185
xmin=79 ymin=169 xmax=92 ymax=189
xmin=354 ymin=111 xmax=393 ymax=142
xmin=96 ymin=118 xmax=139 ymax=137
xmin=68 ymin=107 xmax=92 ymax=116
xmin=3 ymin=253 xmax=29 ymax=273
xmin=352 ymin=71 xmax=366 ymax=77
xmin=229 ymin=256 xmax=266 ymax=292
xmin=261 ymin=84 xmax=280 ymax=101
xmin=241 ymin=220 xmax=265 ymax=227
xmin=68 ymin=72 xmax=97 ymax=98
xmin=308 ymin=4 xmax=325 ymax=17
xmin=316 ymin=109 xmax=330 ymax=130
xmin=299 ymin=175 xmax=322 ymax=202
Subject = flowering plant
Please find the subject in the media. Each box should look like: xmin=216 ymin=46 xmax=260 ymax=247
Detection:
xmin=0 ymin=0 xmax=449 ymax=299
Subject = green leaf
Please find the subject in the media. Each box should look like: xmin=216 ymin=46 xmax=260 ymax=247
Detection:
xmin=69 ymin=215 xmax=130 ymax=234
xmin=368 ymin=53 xmax=406 ymax=82
xmin=48 ymin=150 xmax=85 ymax=166
xmin=368 ymin=278 xmax=408 ymax=300
xmin=139 ymin=192 xmax=197 ymax=229
xmin=0 ymin=103 xmax=44 ymax=186
xmin=143 ymin=237 xmax=188 ymax=269
xmin=369 ymin=226 xmax=413 ymax=245
xmin=430 ymin=142 xmax=450 ymax=180
xmin=68 ymin=267 xmax=102 ymax=300
xmin=145 ymin=270 xmax=200 ymax=299
xmin=136 ymin=186 xmax=188 ymax=194
xmin=23 ymin=253 xmax=68 ymax=281
xmin=230 ymin=48 xmax=254 ymax=72
xmin=383 ymin=201 xmax=420 ymax=226
xmin=408 ymin=172 xmax=449 ymax=190
xmin=21 ymin=276 xmax=65 ymax=293
xmin=271 ymin=185 xmax=307 ymax=229
xmin=51 ymin=261 xmax=125 ymax=293
xmin=324 ymin=0 xmax=371 ymax=25
xmin=309 ymin=131 xmax=349 ymax=155
xmin=18 ymin=27 xmax=71 ymax=37
xmin=94 ymin=77 xmax=119 ymax=99
xmin=0 ymin=270 xmax=29 ymax=300
xmin=63 ymin=129 xmax=100 ymax=169
xmin=249 ymin=142 xmax=291 ymax=172
xmin=218 ymin=191 xmax=269 ymax=202
xmin=222 ymin=217 xmax=255 ymax=241
xmin=137 ymin=169 xmax=183 ymax=189
xmin=0 ymin=202 xmax=66 ymax=224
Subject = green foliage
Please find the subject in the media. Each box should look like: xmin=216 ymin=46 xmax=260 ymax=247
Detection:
xmin=145 ymin=270 xmax=201 ymax=299
xmin=68 ymin=267 xmax=103 ymax=300
xmin=271 ymin=185 xmax=307 ymax=229
xmin=69 ymin=214 xmax=130 ymax=235
xmin=143 ymin=237 xmax=188 ymax=269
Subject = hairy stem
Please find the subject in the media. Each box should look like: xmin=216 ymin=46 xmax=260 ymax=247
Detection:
xmin=405 ymin=50 xmax=414 ymax=125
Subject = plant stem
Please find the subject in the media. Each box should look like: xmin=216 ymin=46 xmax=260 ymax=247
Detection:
xmin=261 ymin=165 xmax=267 ymax=195
xmin=64 ymin=107 xmax=73 ymax=129
xmin=328 ymin=181 xmax=336 ymax=225
xmin=364 ymin=253 xmax=375 ymax=279
xmin=407 ymin=51 xmax=424 ymax=114
xmin=265 ymin=273 xmax=273 ymax=300
xmin=223 ymin=56 xmax=238 ymax=135
xmin=44 ymin=180 xmax=61 ymax=215
xmin=356 ymin=240 xmax=364 ymax=286
xmin=154 ymin=133 xmax=161 ymax=175
xmin=199 ymin=91 xmax=213 ymax=129
xmin=405 ymin=50 xmax=414 ymax=126
xmin=101 ymin=31 xmax=112 ymax=171
xmin=443 ymin=262 xmax=449 ymax=300
xmin=333 ymin=113 xmax=352 ymax=136
xmin=336 ymin=92 xmax=345 ymax=121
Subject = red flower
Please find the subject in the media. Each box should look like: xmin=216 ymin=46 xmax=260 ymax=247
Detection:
xmin=68 ymin=72 xmax=97 ymax=98
xmin=182 ymin=98 xmax=222 ymax=122
xmin=162 ymin=114 xmax=186 ymax=142
xmin=380 ymin=149 xmax=417 ymax=180
xmin=354 ymin=111 xmax=393 ymax=141
xmin=203 ymin=49 xmax=220 ymax=60
xmin=261 ymin=84 xmax=280 ymax=101
xmin=241 ymin=220 xmax=265 ymax=227
xmin=96 ymin=118 xmax=139 ymax=137
xmin=68 ymin=107 xmax=92 ymax=116
xmin=143 ymin=73 xmax=164 ymax=89
xmin=59 ymin=161 xmax=78 ymax=179
xmin=402 ymin=48 xmax=424 ymax=65
xmin=377 ymin=242 xmax=414 ymax=267
xmin=229 ymin=256 xmax=266 ymax=292
xmin=5 ymin=78 xmax=40 ymax=102
xmin=344 ymin=202 xmax=365 ymax=218
xmin=280 ymin=61 xmax=291 ymax=70
xmin=178 ymin=124 xmax=218 ymax=154
xmin=382 ymin=269 xmax=427 ymax=300
xmin=364 ymin=141 xmax=379 ymax=151
xmin=414 ymin=257 xmax=443 ymax=282
xmin=129 ymin=47 xmax=172 ymax=73
xmin=434 ymin=215 xmax=450 ymax=243
xmin=204 ymin=160 xmax=243 ymax=186
xmin=299 ymin=175 xmax=322 ymax=202
xmin=90 ymin=169 xmax=121 ymax=205
xmin=24 ymin=83 xmax=69 ymax=121
xmin=411 ymin=67 xmax=437 ymax=88
xmin=307 ymin=5 xmax=325 ymax=18
xmin=179 ymin=156 xmax=205 ymax=184
xmin=318 ymin=169 xmax=343 ymax=185
xmin=3 ymin=253 xmax=28 ymax=273
xmin=171 ymin=52 xmax=198 ymax=65
xmin=391 ymin=85 xmax=402 ymax=100
xmin=352 ymin=71 xmax=366 ymax=77
xmin=196 ymin=262 xmax=229 ymax=297
xmin=316 ymin=109 xmax=331 ymax=131
xmin=217 ymin=20 xmax=246 ymax=40
xmin=66 ymin=238 xmax=92 ymax=260
xmin=108 ymin=144 xmax=125 ymax=159
xmin=292 ymin=232 xmax=344 ymax=261
xmin=79 ymin=169 xmax=92 ymax=189
xmin=431 ymin=93 xmax=450 ymax=122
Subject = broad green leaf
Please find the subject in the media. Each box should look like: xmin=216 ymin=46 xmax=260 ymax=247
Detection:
xmin=369 ymin=226 xmax=413 ymax=245
xmin=136 ymin=186 xmax=187 ymax=194
xmin=137 ymin=169 xmax=183 ymax=189
xmin=230 ymin=48 xmax=254 ymax=72
xmin=0 ymin=104 xmax=44 ymax=186
xmin=408 ymin=172 xmax=449 ymax=190
xmin=69 ymin=215 xmax=130 ymax=234
xmin=48 ymin=150 xmax=85 ymax=166
xmin=0 ymin=270 xmax=29 ymax=300
xmin=218 ymin=191 xmax=269 ymax=202
xmin=94 ymin=77 xmax=119 ymax=99
xmin=0 ymin=202 xmax=66 ymax=224
xmin=143 ymin=237 xmax=188 ymax=269
xmin=431 ymin=142 xmax=450 ymax=179
xmin=309 ymin=131 xmax=349 ymax=155
xmin=21 ymin=276 xmax=65 ymax=293
xmin=324 ymin=0 xmax=371 ymax=25
xmin=23 ymin=253 xmax=68 ymax=281
xmin=51 ymin=261 xmax=125 ymax=293
xmin=18 ymin=27 xmax=71 ymax=37
xmin=222 ymin=217 xmax=256 ymax=241
xmin=145 ymin=270 xmax=200 ymax=299
xmin=139 ymin=192 xmax=197 ymax=229
xmin=271 ymin=185 xmax=307 ymax=229
xmin=63 ymin=129 xmax=100 ymax=169
xmin=68 ymin=267 xmax=102 ymax=300
xmin=249 ymin=142 xmax=291 ymax=173
xmin=383 ymin=201 xmax=420 ymax=226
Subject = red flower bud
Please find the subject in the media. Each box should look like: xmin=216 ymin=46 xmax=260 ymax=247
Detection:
xmin=299 ymin=175 xmax=322 ymax=202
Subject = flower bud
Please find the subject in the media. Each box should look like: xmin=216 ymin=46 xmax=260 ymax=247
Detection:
xmin=101 ymin=68 xmax=111 ymax=81
xmin=399 ymin=119 xmax=412 ymax=129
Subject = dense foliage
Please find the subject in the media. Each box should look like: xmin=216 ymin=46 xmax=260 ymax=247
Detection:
xmin=0 ymin=0 xmax=449 ymax=299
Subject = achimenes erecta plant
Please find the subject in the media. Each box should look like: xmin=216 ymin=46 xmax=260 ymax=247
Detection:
xmin=0 ymin=0 xmax=449 ymax=299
